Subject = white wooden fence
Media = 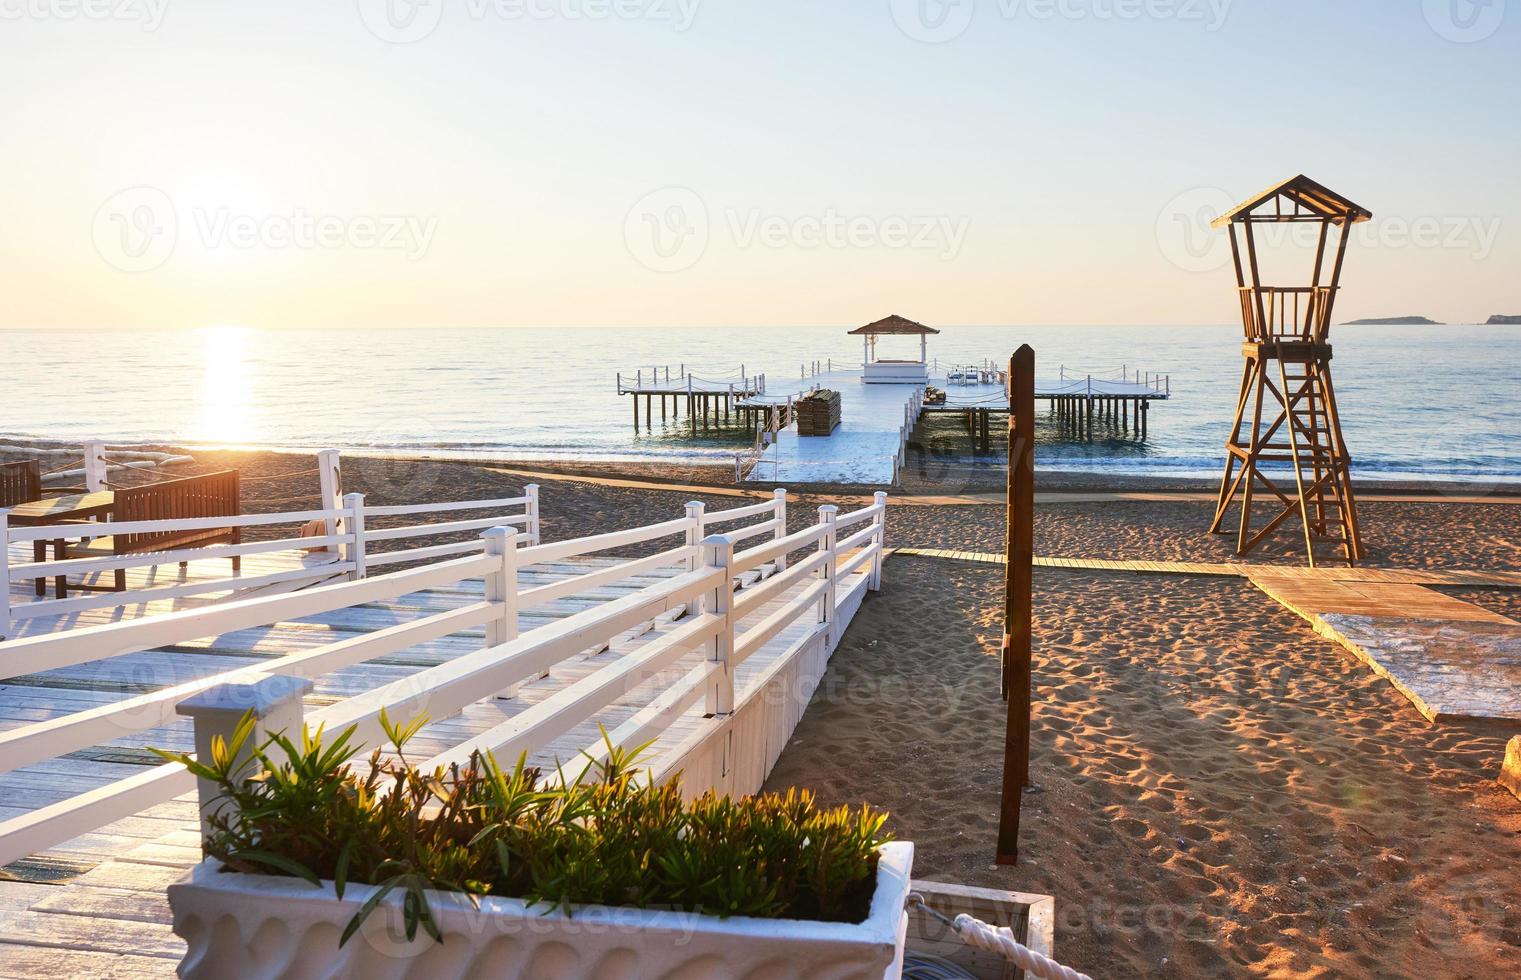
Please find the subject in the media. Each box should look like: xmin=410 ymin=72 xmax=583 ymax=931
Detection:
xmin=0 ymin=482 xmax=540 ymax=640
xmin=0 ymin=489 xmax=886 ymax=867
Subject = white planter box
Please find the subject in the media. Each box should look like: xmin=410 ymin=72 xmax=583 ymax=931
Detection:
xmin=168 ymin=841 xmax=913 ymax=979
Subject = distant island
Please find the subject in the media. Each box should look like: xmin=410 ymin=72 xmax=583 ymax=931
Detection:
xmin=1486 ymin=314 xmax=1521 ymax=325
xmin=1344 ymin=316 xmax=1443 ymax=326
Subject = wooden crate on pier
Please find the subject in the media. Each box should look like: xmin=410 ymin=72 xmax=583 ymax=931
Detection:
xmin=796 ymin=389 xmax=842 ymax=436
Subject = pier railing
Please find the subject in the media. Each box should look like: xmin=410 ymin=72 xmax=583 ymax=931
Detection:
xmin=0 ymin=489 xmax=886 ymax=867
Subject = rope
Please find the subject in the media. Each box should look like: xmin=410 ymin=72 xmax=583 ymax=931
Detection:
xmin=908 ymin=893 xmax=1091 ymax=980
xmin=39 ymin=459 xmax=85 ymax=477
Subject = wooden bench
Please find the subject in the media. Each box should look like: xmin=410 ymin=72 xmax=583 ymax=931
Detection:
xmin=65 ymin=470 xmax=241 ymax=595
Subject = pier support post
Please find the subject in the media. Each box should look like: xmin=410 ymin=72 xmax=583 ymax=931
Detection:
xmin=178 ymin=674 xmax=314 ymax=851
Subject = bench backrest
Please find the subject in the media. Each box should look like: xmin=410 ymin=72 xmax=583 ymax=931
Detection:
xmin=0 ymin=460 xmax=42 ymax=508
xmin=114 ymin=470 xmax=242 ymax=553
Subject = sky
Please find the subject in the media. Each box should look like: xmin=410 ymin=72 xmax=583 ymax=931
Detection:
xmin=0 ymin=0 xmax=1516 ymax=329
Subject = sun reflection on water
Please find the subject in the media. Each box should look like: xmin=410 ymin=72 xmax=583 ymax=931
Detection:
xmin=191 ymin=325 xmax=256 ymax=446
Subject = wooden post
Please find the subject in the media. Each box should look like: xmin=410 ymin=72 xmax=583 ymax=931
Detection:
xmin=816 ymin=505 xmax=838 ymax=627
xmin=703 ymin=534 xmax=735 ymax=716
xmin=772 ymin=488 xmax=788 ymax=572
xmin=684 ymin=501 xmax=705 ymax=616
xmin=0 ymin=510 xmax=10 ymax=641
xmin=524 ymin=484 xmax=541 ymax=543
xmin=82 ymin=440 xmax=106 ymax=492
xmin=870 ymin=491 xmax=887 ymax=591
xmin=998 ymin=345 xmax=1035 ymax=866
xmin=317 ymin=448 xmax=344 ymax=539
xmin=342 ymin=492 xmax=367 ymax=581
xmin=177 ymin=675 xmax=313 ymax=850
xmin=483 ymin=527 xmax=520 ymax=649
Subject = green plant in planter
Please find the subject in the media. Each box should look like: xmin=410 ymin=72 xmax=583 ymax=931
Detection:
xmin=155 ymin=710 xmax=890 ymax=946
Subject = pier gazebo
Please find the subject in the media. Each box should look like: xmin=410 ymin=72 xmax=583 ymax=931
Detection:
xmin=850 ymin=314 xmax=937 ymax=384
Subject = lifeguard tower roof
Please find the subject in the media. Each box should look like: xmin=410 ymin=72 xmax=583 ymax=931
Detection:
xmin=848 ymin=315 xmax=941 ymax=336
xmin=1211 ymin=175 xmax=1374 ymax=228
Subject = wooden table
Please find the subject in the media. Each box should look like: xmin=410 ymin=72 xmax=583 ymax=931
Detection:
xmin=7 ymin=491 xmax=115 ymax=598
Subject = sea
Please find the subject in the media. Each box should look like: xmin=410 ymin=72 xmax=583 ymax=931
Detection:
xmin=2 ymin=324 xmax=1517 ymax=484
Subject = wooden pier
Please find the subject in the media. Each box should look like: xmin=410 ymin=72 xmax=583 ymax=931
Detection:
xmin=0 ymin=488 xmax=891 ymax=972
xmin=617 ymin=365 xmax=766 ymax=434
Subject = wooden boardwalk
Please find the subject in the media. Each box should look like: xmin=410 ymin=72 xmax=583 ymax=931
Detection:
xmin=0 ymin=544 xmax=875 ymax=974
xmin=894 ymin=546 xmax=1521 ymax=727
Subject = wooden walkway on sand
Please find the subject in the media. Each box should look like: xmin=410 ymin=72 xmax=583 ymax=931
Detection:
xmin=0 ymin=548 xmax=878 ymax=974
xmin=895 ymin=547 xmax=1521 ymax=726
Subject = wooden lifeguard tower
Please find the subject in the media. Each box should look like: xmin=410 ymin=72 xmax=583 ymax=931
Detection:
xmin=850 ymin=314 xmax=938 ymax=384
xmin=1208 ymin=175 xmax=1371 ymax=567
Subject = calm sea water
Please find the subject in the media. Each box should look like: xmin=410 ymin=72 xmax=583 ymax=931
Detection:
xmin=3 ymin=325 xmax=1517 ymax=483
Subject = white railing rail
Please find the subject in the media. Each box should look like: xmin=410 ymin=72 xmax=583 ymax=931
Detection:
xmin=0 ymin=489 xmax=883 ymax=867
xmin=1 ymin=485 xmax=542 ymax=637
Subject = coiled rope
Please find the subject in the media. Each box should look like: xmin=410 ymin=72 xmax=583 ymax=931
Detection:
xmin=907 ymin=892 xmax=1092 ymax=980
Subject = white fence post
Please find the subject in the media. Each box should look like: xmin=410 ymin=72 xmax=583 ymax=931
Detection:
xmin=484 ymin=527 xmax=525 ymax=697
xmin=702 ymin=534 xmax=735 ymax=717
xmin=483 ymin=527 xmax=520 ymax=649
xmin=342 ymin=492 xmax=367 ymax=581
xmin=176 ymin=674 xmax=313 ymax=850
xmin=871 ymin=491 xmax=888 ymax=591
xmin=817 ymin=504 xmax=837 ymax=626
xmin=83 ymin=440 xmax=106 ymax=492
xmin=317 ymin=449 xmax=344 ymax=539
xmin=772 ymin=488 xmax=788 ymax=573
xmin=524 ymin=484 xmax=541 ymax=543
xmin=0 ymin=510 xmax=10 ymax=641
xmin=684 ymin=501 xmax=705 ymax=616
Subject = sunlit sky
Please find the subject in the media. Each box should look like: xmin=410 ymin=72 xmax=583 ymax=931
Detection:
xmin=1 ymin=1 xmax=1516 ymax=329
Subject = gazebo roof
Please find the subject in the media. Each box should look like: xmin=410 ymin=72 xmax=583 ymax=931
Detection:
xmin=1211 ymin=175 xmax=1373 ymax=228
xmin=849 ymin=315 xmax=940 ymax=336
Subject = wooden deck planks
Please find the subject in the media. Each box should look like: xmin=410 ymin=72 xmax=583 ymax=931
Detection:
xmin=0 ymin=551 xmax=877 ymax=972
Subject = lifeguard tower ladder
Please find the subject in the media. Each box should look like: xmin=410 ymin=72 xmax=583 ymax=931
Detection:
xmin=1208 ymin=175 xmax=1370 ymax=567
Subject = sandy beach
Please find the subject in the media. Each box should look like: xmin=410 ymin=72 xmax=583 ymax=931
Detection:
xmin=9 ymin=445 xmax=1520 ymax=976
